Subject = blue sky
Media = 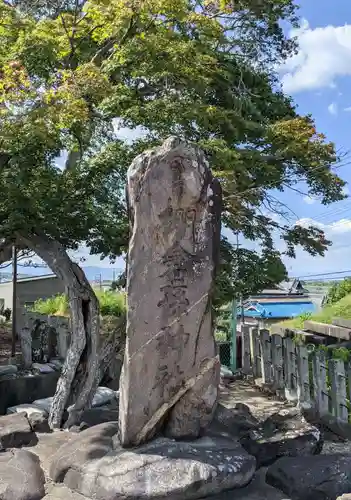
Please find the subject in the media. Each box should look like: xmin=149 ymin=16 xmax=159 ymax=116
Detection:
xmin=274 ymin=0 xmax=351 ymax=278
xmin=27 ymin=2 xmax=351 ymax=279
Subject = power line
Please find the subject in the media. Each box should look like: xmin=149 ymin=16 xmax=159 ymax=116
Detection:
xmin=309 ymin=201 xmax=351 ymax=223
xmin=295 ymin=269 xmax=351 ymax=279
xmin=303 ymin=276 xmax=351 ymax=283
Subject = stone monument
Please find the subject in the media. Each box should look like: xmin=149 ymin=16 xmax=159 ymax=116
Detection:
xmin=119 ymin=136 xmax=222 ymax=447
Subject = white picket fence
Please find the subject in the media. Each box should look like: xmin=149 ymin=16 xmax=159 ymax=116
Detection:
xmin=241 ymin=326 xmax=350 ymax=424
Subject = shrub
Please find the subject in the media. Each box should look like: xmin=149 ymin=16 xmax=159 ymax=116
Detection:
xmin=325 ymin=278 xmax=351 ymax=306
xmin=95 ymin=290 xmax=126 ymax=317
xmin=33 ymin=289 xmax=126 ymax=317
xmin=33 ymin=294 xmax=69 ymax=316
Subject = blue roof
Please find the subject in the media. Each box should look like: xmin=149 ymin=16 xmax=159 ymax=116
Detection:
xmin=240 ymin=301 xmax=316 ymax=319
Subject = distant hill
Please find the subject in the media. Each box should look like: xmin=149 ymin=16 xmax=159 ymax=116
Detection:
xmin=0 ymin=265 xmax=124 ymax=283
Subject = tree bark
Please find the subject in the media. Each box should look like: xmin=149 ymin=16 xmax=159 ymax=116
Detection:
xmin=16 ymin=232 xmax=101 ymax=429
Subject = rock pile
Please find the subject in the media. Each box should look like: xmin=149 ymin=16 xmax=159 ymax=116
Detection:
xmin=1 ymin=389 xmax=350 ymax=500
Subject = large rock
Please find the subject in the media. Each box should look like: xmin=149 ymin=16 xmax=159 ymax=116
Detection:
xmin=7 ymin=404 xmax=49 ymax=419
xmin=213 ymin=403 xmax=260 ymax=438
xmin=43 ymin=484 xmax=89 ymax=500
xmin=0 ymin=365 xmax=18 ymax=377
xmin=240 ymin=407 xmax=323 ymax=467
xmin=200 ymin=468 xmax=289 ymax=500
xmin=73 ymin=408 xmax=119 ymax=432
xmin=50 ymin=424 xmax=256 ymax=500
xmin=120 ymin=136 xmax=222 ymax=446
xmin=33 ymin=387 xmax=117 ymax=415
xmin=0 ymin=449 xmax=45 ymax=500
xmin=0 ymin=412 xmax=37 ymax=450
xmin=50 ymin=422 xmax=119 ymax=482
xmin=266 ymin=454 xmax=351 ymax=499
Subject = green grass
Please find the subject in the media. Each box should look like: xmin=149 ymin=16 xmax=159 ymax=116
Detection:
xmin=33 ymin=289 xmax=126 ymax=317
xmin=278 ymin=293 xmax=351 ymax=330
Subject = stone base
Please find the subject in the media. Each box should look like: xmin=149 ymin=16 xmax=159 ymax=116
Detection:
xmin=50 ymin=423 xmax=256 ymax=500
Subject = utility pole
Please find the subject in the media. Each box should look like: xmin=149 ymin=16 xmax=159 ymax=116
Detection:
xmin=11 ymin=245 xmax=17 ymax=357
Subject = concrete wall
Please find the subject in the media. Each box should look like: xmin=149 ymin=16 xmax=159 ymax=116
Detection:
xmin=0 ymin=372 xmax=60 ymax=415
xmin=0 ymin=276 xmax=65 ymax=310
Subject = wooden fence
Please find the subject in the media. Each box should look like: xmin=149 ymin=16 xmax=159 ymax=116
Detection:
xmin=241 ymin=326 xmax=350 ymax=424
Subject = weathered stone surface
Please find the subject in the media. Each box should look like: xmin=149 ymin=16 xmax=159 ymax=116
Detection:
xmin=7 ymin=404 xmax=48 ymax=418
xmin=51 ymin=426 xmax=255 ymax=500
xmin=78 ymin=408 xmax=119 ymax=431
xmin=240 ymin=407 xmax=323 ymax=467
xmin=266 ymin=454 xmax=351 ymax=499
xmin=19 ymin=326 xmax=32 ymax=369
xmin=28 ymin=432 xmax=73 ymax=476
xmin=199 ymin=468 xmax=288 ymax=500
xmin=120 ymin=136 xmax=222 ymax=446
xmin=32 ymin=363 xmax=55 ymax=374
xmin=0 ymin=449 xmax=45 ymax=500
xmin=48 ymin=359 xmax=63 ymax=371
xmin=0 ymin=365 xmax=18 ymax=377
xmin=213 ymin=403 xmax=260 ymax=438
xmin=32 ymin=397 xmax=53 ymax=414
xmin=43 ymin=484 xmax=89 ymax=500
xmin=0 ymin=412 xmax=37 ymax=450
xmin=27 ymin=411 xmax=50 ymax=433
xmin=33 ymin=387 xmax=117 ymax=415
xmin=50 ymin=422 xmax=119 ymax=482
xmin=47 ymin=315 xmax=70 ymax=360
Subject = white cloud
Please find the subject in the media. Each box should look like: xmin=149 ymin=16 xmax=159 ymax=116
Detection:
xmin=280 ymin=19 xmax=351 ymax=93
xmin=296 ymin=217 xmax=325 ymax=230
xmin=344 ymin=106 xmax=351 ymax=112
xmin=296 ymin=217 xmax=351 ymax=234
xmin=328 ymin=102 xmax=338 ymax=115
xmin=343 ymin=185 xmax=350 ymax=196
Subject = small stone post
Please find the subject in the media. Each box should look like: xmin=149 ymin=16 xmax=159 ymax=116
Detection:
xmin=259 ymin=329 xmax=272 ymax=384
xmin=329 ymin=359 xmax=348 ymax=422
xmin=296 ymin=345 xmax=311 ymax=409
xmin=249 ymin=326 xmax=261 ymax=378
xmin=271 ymin=334 xmax=284 ymax=391
xmin=283 ymin=336 xmax=297 ymax=402
xmin=241 ymin=325 xmax=251 ymax=375
xmin=48 ymin=316 xmax=70 ymax=360
xmin=18 ymin=323 xmax=32 ymax=369
xmin=312 ymin=350 xmax=329 ymax=416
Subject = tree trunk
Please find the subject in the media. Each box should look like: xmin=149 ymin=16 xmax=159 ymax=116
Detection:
xmin=16 ymin=232 xmax=101 ymax=429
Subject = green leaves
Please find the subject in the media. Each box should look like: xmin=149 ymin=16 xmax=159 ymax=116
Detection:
xmin=0 ymin=0 xmax=346 ymax=307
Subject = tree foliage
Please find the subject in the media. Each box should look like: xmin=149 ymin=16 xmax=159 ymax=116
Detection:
xmin=0 ymin=0 xmax=345 ymax=284
xmin=325 ymin=279 xmax=351 ymax=306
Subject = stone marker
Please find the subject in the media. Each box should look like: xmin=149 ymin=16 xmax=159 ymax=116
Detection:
xmin=19 ymin=325 xmax=32 ymax=369
xmin=119 ymin=136 xmax=222 ymax=446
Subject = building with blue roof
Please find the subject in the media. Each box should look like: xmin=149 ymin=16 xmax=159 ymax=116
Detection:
xmin=241 ymin=300 xmax=316 ymax=319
